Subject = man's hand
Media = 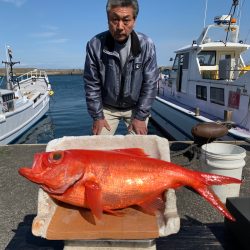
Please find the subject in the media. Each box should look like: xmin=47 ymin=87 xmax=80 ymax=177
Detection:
xmin=128 ymin=118 xmax=148 ymax=135
xmin=92 ymin=119 xmax=111 ymax=135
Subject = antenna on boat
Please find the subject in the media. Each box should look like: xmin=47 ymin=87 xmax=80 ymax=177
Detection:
xmin=203 ymin=0 xmax=208 ymax=28
xmin=2 ymin=46 xmax=20 ymax=90
xmin=225 ymin=0 xmax=239 ymax=44
xmin=236 ymin=0 xmax=242 ymax=31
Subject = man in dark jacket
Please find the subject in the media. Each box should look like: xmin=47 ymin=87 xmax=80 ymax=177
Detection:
xmin=84 ymin=0 xmax=159 ymax=135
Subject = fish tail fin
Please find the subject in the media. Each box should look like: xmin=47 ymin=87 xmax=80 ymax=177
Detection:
xmin=189 ymin=171 xmax=242 ymax=221
xmin=198 ymin=172 xmax=242 ymax=186
xmin=195 ymin=183 xmax=235 ymax=221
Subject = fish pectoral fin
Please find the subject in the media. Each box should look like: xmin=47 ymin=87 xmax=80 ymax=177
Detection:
xmin=138 ymin=194 xmax=165 ymax=215
xmin=84 ymin=180 xmax=103 ymax=220
xmin=111 ymin=148 xmax=149 ymax=157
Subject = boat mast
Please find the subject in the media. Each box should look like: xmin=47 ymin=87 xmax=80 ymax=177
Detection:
xmin=2 ymin=46 xmax=20 ymax=90
xmin=225 ymin=0 xmax=239 ymax=43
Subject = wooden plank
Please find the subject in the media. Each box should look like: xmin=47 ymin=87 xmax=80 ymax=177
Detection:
xmin=46 ymin=204 xmax=159 ymax=240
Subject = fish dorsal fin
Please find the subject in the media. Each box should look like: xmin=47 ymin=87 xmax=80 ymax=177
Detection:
xmin=111 ymin=148 xmax=149 ymax=157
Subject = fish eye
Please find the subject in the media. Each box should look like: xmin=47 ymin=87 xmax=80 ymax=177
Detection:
xmin=53 ymin=153 xmax=62 ymax=160
xmin=48 ymin=151 xmax=64 ymax=164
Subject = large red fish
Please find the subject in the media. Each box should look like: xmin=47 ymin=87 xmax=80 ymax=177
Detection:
xmin=18 ymin=148 xmax=241 ymax=221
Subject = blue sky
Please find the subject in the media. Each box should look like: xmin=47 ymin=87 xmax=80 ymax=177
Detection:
xmin=1 ymin=0 xmax=250 ymax=69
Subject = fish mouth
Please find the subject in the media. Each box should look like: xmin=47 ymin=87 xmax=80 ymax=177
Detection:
xmin=19 ymin=151 xmax=84 ymax=194
xmin=18 ymin=167 xmax=44 ymax=184
xmin=18 ymin=165 xmax=67 ymax=194
xmin=18 ymin=167 xmax=62 ymax=194
xmin=18 ymin=153 xmax=47 ymax=184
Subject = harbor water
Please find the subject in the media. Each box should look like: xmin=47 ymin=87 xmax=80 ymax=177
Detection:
xmin=13 ymin=74 xmax=164 ymax=144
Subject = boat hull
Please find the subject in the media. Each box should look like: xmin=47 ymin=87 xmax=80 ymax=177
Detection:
xmin=151 ymin=97 xmax=240 ymax=141
xmin=0 ymin=93 xmax=50 ymax=145
xmin=151 ymin=97 xmax=200 ymax=140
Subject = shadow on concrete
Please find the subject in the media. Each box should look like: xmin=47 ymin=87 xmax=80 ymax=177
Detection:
xmin=156 ymin=217 xmax=240 ymax=250
xmin=5 ymin=215 xmax=63 ymax=250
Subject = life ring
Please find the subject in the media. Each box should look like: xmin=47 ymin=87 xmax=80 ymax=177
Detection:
xmin=49 ymin=90 xmax=54 ymax=96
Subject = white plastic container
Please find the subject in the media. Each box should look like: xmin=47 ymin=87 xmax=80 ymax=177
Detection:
xmin=201 ymin=142 xmax=246 ymax=203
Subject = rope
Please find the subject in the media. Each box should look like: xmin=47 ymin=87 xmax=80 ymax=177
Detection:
xmin=171 ymin=143 xmax=197 ymax=157
xmin=170 ymin=143 xmax=200 ymax=166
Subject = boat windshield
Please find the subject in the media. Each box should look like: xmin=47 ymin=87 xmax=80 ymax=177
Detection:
xmin=172 ymin=55 xmax=181 ymax=70
xmin=198 ymin=51 xmax=216 ymax=66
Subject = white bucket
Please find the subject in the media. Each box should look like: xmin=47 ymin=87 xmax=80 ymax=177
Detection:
xmin=201 ymin=143 xmax=246 ymax=203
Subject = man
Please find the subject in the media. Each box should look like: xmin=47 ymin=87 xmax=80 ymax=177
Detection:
xmin=84 ymin=0 xmax=159 ymax=135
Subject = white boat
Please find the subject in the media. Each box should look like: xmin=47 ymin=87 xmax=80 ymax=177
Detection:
xmin=0 ymin=47 xmax=52 ymax=145
xmin=152 ymin=0 xmax=250 ymax=141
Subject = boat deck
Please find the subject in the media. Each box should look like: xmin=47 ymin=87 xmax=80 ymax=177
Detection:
xmin=0 ymin=141 xmax=249 ymax=249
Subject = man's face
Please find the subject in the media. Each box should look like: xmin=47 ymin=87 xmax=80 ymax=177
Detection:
xmin=108 ymin=6 xmax=136 ymax=43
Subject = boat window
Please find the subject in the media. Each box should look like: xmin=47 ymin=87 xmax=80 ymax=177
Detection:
xmin=198 ymin=51 xmax=216 ymax=66
xmin=196 ymin=85 xmax=207 ymax=101
xmin=183 ymin=53 xmax=189 ymax=69
xmin=172 ymin=54 xmax=183 ymax=70
xmin=2 ymin=93 xmax=15 ymax=102
xmin=210 ymin=87 xmax=224 ymax=105
xmin=220 ymin=54 xmax=231 ymax=60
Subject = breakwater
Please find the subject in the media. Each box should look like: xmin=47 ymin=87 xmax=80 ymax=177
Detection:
xmin=0 ymin=68 xmax=83 ymax=76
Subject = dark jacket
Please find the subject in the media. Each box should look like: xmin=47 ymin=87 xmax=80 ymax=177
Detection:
xmin=83 ymin=30 xmax=159 ymax=121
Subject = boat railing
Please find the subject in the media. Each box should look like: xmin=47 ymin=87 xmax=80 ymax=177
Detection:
xmin=197 ymin=24 xmax=239 ymax=45
xmin=201 ymin=68 xmax=250 ymax=81
xmin=17 ymin=69 xmax=48 ymax=83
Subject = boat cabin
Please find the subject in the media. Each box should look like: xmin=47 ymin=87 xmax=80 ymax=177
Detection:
xmin=166 ymin=16 xmax=250 ymax=108
xmin=0 ymin=89 xmax=15 ymax=113
xmin=154 ymin=7 xmax=250 ymax=140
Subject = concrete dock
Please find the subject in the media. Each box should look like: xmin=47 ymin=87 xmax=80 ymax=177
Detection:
xmin=0 ymin=141 xmax=249 ymax=249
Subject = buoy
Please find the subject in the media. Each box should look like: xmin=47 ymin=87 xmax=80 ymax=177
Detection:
xmin=49 ymin=90 xmax=54 ymax=96
xmin=192 ymin=122 xmax=228 ymax=139
xmin=191 ymin=122 xmax=228 ymax=146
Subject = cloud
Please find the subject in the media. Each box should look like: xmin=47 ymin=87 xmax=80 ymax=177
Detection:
xmin=0 ymin=0 xmax=27 ymax=7
xmin=46 ymin=38 xmax=69 ymax=44
xmin=29 ymin=25 xmax=69 ymax=44
xmin=41 ymin=25 xmax=59 ymax=31
xmin=30 ymin=32 xmax=57 ymax=38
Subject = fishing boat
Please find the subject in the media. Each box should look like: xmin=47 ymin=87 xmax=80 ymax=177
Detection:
xmin=0 ymin=47 xmax=52 ymax=145
xmin=151 ymin=0 xmax=250 ymax=141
